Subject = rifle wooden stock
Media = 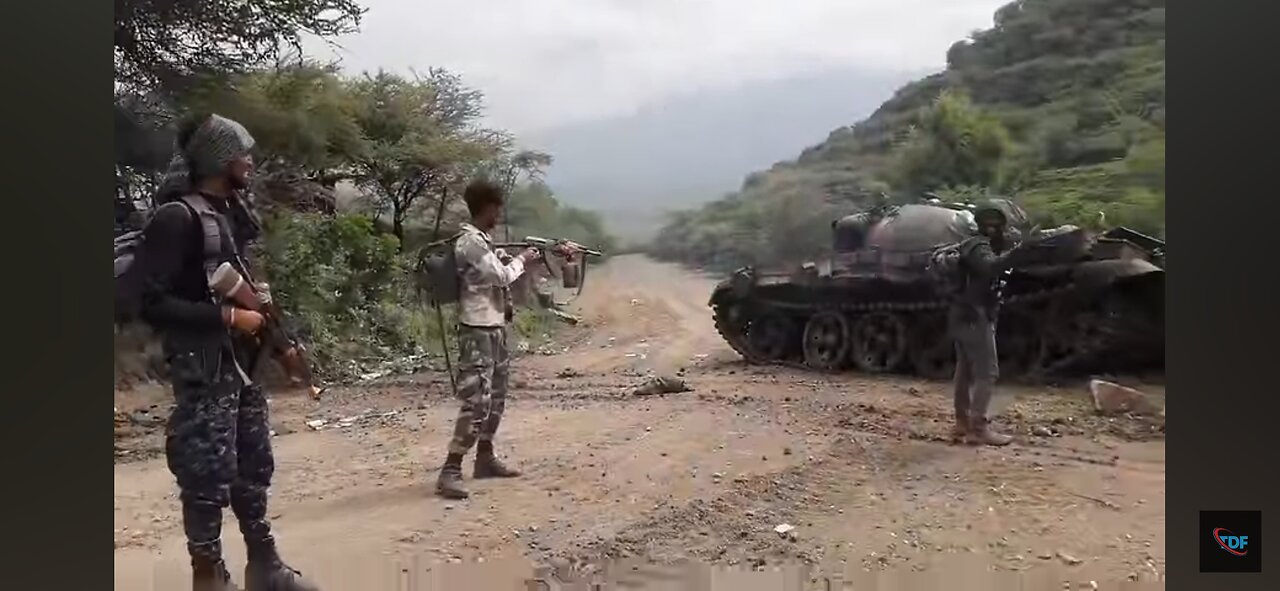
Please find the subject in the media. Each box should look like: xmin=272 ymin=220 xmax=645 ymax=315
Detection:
xmin=254 ymin=300 xmax=323 ymax=400
xmin=214 ymin=262 xmax=324 ymax=400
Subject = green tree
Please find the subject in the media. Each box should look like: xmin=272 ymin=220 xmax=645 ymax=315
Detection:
xmin=114 ymin=0 xmax=366 ymax=94
xmin=348 ymin=69 xmax=505 ymax=245
xmin=890 ymin=90 xmax=1012 ymax=196
xmin=178 ymin=61 xmax=369 ymax=182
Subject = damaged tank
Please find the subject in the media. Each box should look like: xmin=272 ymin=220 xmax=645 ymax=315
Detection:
xmin=709 ymin=200 xmax=1164 ymax=379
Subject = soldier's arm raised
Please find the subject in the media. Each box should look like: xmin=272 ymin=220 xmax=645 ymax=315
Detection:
xmin=963 ymin=239 xmax=1018 ymax=281
xmin=457 ymin=234 xmax=527 ymax=288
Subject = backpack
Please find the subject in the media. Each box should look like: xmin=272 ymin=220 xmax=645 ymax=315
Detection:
xmin=414 ymin=232 xmax=465 ymax=306
xmin=926 ymin=237 xmax=980 ymax=296
xmin=113 ymin=195 xmax=229 ymax=324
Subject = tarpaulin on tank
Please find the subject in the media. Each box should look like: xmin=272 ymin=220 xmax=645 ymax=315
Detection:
xmin=865 ymin=204 xmax=977 ymax=252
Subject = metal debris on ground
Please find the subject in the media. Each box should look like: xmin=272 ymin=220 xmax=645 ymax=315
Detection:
xmin=549 ymin=309 xmax=582 ymax=325
xmin=305 ymin=410 xmax=400 ymax=432
xmin=1089 ymin=379 xmax=1162 ymax=416
xmin=1055 ymin=550 xmax=1083 ymax=566
xmin=631 ymin=376 xmax=692 ymax=397
xmin=342 ymin=353 xmax=433 ymax=385
xmin=1031 ymin=425 xmax=1059 ymax=437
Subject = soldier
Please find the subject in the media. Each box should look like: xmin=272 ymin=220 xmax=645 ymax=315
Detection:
xmin=435 ymin=179 xmax=540 ymax=499
xmin=137 ymin=113 xmax=319 ymax=591
xmin=950 ymin=200 xmax=1019 ymax=446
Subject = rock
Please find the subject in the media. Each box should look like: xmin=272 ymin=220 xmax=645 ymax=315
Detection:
xmin=774 ymin=524 xmax=795 ymax=536
xmin=1031 ymin=425 xmax=1056 ymax=437
xmin=305 ymin=419 xmax=327 ymax=431
xmin=1089 ymin=379 xmax=1161 ymax=416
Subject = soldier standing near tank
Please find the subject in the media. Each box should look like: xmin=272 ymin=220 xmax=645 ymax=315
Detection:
xmin=137 ymin=113 xmax=319 ymax=591
xmin=949 ymin=201 xmax=1019 ymax=446
xmin=434 ymin=179 xmax=541 ymax=499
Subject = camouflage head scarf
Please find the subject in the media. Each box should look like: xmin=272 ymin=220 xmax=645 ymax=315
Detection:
xmin=154 ymin=114 xmax=256 ymax=204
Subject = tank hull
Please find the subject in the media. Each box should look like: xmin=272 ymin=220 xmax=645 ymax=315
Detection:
xmin=711 ymin=204 xmax=1164 ymax=379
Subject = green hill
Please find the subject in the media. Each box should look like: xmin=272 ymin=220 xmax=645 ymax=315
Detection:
xmin=650 ymin=0 xmax=1164 ymax=271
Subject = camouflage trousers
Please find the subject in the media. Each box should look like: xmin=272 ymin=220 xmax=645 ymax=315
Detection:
xmin=447 ymin=325 xmax=511 ymax=455
xmin=164 ymin=341 xmax=275 ymax=561
xmin=949 ymin=307 xmax=1000 ymax=423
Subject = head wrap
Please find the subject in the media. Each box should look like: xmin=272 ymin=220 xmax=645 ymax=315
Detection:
xmin=154 ymin=114 xmax=256 ymax=205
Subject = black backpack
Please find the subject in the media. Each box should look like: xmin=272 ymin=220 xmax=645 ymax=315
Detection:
xmin=113 ymin=195 xmax=227 ymax=324
xmin=413 ymin=232 xmax=465 ymax=306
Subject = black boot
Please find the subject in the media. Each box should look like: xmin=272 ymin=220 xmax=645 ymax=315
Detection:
xmin=436 ymin=453 xmax=469 ymax=499
xmin=244 ymin=535 xmax=320 ymax=591
xmin=191 ymin=540 xmax=241 ymax=591
xmin=473 ymin=441 xmax=522 ymax=479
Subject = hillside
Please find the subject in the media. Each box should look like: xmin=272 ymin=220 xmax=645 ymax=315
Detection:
xmin=526 ymin=67 xmax=925 ymax=243
xmin=650 ymin=0 xmax=1165 ymax=271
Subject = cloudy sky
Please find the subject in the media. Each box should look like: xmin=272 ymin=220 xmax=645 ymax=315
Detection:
xmin=304 ymin=0 xmax=1009 ymax=135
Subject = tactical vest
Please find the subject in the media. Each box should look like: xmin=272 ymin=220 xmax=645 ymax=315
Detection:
xmin=176 ymin=193 xmax=238 ymax=289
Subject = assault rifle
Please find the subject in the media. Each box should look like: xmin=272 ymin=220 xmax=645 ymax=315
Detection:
xmin=494 ymin=236 xmax=605 ymax=259
xmin=494 ymin=236 xmax=605 ymax=298
xmin=210 ymin=261 xmax=325 ymax=400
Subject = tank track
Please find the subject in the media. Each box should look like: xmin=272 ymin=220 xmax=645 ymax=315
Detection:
xmin=710 ymin=280 xmax=1132 ymax=376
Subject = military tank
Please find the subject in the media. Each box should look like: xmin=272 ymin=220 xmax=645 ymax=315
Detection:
xmin=709 ymin=200 xmax=1164 ymax=379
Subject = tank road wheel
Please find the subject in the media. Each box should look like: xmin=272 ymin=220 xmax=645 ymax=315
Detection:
xmin=850 ymin=311 xmax=909 ymax=374
xmin=802 ymin=311 xmax=851 ymax=370
xmin=907 ymin=313 xmax=955 ymax=380
xmin=746 ymin=311 xmax=798 ymax=362
xmin=996 ymin=308 xmax=1041 ymax=379
xmin=1035 ymin=307 xmax=1108 ymax=375
xmin=712 ymin=303 xmax=752 ymax=360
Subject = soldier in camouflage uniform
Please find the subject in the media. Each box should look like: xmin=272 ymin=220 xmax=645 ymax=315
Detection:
xmin=435 ymin=179 xmax=540 ymax=499
xmin=137 ymin=114 xmax=319 ymax=591
xmin=949 ymin=200 xmax=1019 ymax=446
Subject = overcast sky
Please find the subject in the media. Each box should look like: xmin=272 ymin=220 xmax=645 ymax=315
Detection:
xmin=303 ymin=0 xmax=1008 ymax=135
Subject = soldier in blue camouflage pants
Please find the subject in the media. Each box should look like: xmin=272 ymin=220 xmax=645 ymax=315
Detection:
xmin=139 ymin=113 xmax=318 ymax=591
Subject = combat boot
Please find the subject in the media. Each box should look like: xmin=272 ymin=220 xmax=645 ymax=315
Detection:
xmin=474 ymin=442 xmax=522 ymax=479
xmin=191 ymin=543 xmax=241 ymax=591
xmin=966 ymin=417 xmax=1013 ymax=446
xmin=437 ymin=466 xmax=470 ymax=499
xmin=244 ymin=535 xmax=320 ymax=591
xmin=950 ymin=416 xmax=969 ymax=442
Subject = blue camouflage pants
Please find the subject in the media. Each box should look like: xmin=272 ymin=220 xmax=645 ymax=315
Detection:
xmin=164 ymin=341 xmax=275 ymax=560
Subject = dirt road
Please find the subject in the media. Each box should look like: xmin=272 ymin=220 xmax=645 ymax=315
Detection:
xmin=113 ymin=255 xmax=1166 ymax=590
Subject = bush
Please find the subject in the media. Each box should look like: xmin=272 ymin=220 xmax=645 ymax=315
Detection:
xmin=257 ymin=211 xmax=432 ymax=376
